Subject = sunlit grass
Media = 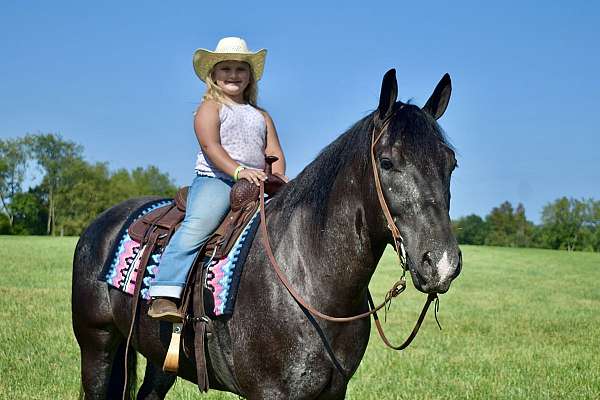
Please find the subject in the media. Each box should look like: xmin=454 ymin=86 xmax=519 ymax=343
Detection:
xmin=0 ymin=236 xmax=598 ymax=399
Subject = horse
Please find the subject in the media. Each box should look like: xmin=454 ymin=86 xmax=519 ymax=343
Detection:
xmin=72 ymin=69 xmax=462 ymax=399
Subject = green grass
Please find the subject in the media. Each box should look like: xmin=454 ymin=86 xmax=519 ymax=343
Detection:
xmin=0 ymin=236 xmax=599 ymax=399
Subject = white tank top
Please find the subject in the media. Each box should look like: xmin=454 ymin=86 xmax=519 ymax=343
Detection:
xmin=194 ymin=102 xmax=267 ymax=180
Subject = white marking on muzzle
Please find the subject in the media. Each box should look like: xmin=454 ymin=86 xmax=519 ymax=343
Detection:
xmin=436 ymin=251 xmax=454 ymax=283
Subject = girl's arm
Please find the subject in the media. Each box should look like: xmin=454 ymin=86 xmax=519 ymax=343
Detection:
xmin=261 ymin=111 xmax=287 ymax=177
xmin=195 ymin=101 xmax=266 ymax=185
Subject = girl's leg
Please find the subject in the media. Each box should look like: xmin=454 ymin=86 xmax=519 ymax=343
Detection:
xmin=148 ymin=175 xmax=232 ymax=299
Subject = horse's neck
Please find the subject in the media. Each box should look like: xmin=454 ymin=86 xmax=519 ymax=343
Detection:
xmin=272 ymin=168 xmax=389 ymax=311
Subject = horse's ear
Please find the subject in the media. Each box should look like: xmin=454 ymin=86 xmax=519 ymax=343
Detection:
xmin=423 ymin=73 xmax=451 ymax=120
xmin=377 ymin=68 xmax=398 ymax=120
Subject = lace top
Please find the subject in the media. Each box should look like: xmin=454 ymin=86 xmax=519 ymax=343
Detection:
xmin=195 ymin=102 xmax=266 ymax=180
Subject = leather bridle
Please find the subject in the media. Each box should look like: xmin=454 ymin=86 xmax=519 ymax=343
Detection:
xmin=259 ymin=110 xmax=438 ymax=351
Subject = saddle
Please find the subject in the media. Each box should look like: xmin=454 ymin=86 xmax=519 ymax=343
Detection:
xmin=128 ymin=156 xmax=286 ymax=270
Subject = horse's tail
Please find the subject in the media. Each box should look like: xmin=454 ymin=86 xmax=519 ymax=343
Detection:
xmin=106 ymin=341 xmax=138 ymax=399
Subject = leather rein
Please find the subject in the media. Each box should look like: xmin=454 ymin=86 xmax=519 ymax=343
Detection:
xmin=258 ymin=112 xmax=438 ymax=351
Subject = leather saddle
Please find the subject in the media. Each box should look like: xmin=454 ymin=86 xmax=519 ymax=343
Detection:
xmin=128 ymin=156 xmax=286 ymax=276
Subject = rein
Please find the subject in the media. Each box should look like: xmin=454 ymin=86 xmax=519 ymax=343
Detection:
xmin=258 ymin=112 xmax=437 ymax=350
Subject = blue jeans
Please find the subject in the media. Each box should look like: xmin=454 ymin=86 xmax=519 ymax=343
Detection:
xmin=148 ymin=175 xmax=233 ymax=298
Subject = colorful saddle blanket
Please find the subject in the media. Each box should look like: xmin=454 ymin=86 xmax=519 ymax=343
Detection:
xmin=101 ymin=199 xmax=260 ymax=317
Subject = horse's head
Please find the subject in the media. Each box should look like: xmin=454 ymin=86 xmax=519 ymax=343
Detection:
xmin=373 ymin=69 xmax=461 ymax=294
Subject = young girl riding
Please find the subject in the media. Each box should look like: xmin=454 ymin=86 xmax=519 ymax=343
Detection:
xmin=148 ymin=37 xmax=286 ymax=321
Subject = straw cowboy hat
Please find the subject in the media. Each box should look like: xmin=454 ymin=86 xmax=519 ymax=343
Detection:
xmin=193 ymin=37 xmax=267 ymax=82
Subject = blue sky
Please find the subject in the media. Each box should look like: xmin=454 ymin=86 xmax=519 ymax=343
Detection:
xmin=1 ymin=1 xmax=598 ymax=222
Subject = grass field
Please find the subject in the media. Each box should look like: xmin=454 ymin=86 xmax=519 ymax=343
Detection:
xmin=0 ymin=235 xmax=599 ymax=399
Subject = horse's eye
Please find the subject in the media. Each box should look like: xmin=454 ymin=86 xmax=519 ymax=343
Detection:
xmin=380 ymin=158 xmax=393 ymax=170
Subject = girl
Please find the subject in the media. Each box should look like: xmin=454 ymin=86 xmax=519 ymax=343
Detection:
xmin=148 ymin=37 xmax=286 ymax=321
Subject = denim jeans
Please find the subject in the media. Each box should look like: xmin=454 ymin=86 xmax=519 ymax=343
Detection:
xmin=148 ymin=174 xmax=233 ymax=298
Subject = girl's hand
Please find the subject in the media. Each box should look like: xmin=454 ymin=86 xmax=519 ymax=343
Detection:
xmin=238 ymin=168 xmax=267 ymax=186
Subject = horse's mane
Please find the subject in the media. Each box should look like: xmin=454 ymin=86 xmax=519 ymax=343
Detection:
xmin=270 ymin=102 xmax=452 ymax=231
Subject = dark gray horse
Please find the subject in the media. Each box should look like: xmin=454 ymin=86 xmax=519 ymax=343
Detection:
xmin=72 ymin=69 xmax=461 ymax=399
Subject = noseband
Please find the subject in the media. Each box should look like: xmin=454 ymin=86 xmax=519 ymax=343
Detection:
xmin=259 ymin=110 xmax=438 ymax=351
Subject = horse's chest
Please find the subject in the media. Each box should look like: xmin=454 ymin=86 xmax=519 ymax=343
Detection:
xmin=211 ymin=315 xmax=370 ymax=398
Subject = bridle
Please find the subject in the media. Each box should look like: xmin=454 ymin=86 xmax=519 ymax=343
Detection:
xmin=258 ymin=109 xmax=439 ymax=351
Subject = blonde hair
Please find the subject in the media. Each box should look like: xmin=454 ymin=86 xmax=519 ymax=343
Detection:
xmin=202 ymin=62 xmax=259 ymax=107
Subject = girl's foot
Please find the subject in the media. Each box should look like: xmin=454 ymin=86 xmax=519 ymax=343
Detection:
xmin=148 ymin=298 xmax=183 ymax=322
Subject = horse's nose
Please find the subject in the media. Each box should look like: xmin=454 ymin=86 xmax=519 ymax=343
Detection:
xmin=419 ymin=248 xmax=461 ymax=285
xmin=422 ymin=251 xmax=433 ymax=267
xmin=420 ymin=251 xmax=434 ymax=279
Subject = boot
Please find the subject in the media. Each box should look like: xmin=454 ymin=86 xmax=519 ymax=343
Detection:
xmin=148 ymin=298 xmax=183 ymax=322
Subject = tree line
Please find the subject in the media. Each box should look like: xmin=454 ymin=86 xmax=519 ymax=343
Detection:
xmin=3 ymin=133 xmax=599 ymax=251
xmin=453 ymin=199 xmax=600 ymax=252
xmin=1 ymin=133 xmax=177 ymax=236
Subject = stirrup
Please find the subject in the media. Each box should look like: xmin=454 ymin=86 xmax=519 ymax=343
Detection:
xmin=163 ymin=322 xmax=183 ymax=373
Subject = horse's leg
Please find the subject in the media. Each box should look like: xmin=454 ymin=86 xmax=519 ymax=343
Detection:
xmin=76 ymin=324 xmax=130 ymax=399
xmin=136 ymin=362 xmax=176 ymax=400
xmin=73 ymin=272 xmax=137 ymax=399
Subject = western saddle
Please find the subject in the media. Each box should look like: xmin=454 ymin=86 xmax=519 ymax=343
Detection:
xmin=128 ymin=156 xmax=286 ymax=270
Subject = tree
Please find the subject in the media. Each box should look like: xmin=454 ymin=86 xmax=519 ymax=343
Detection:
xmin=0 ymin=213 xmax=10 ymax=234
xmin=513 ymin=203 xmax=536 ymax=247
xmin=10 ymin=188 xmax=47 ymax=235
xmin=588 ymin=200 xmax=600 ymax=251
xmin=107 ymin=168 xmax=134 ymax=205
xmin=0 ymin=137 xmax=29 ymax=230
xmin=539 ymin=197 xmax=588 ymax=251
xmin=485 ymin=201 xmax=535 ymax=247
xmin=106 ymin=165 xmax=177 ymax=207
xmin=27 ymin=133 xmax=83 ymax=235
xmin=130 ymin=166 xmax=177 ymax=198
xmin=453 ymin=214 xmax=488 ymax=245
xmin=485 ymin=201 xmax=516 ymax=246
xmin=50 ymin=163 xmax=177 ymax=235
xmin=52 ymin=159 xmax=111 ymax=235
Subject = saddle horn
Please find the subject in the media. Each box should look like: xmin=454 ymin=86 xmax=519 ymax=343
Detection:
xmin=265 ymin=155 xmax=278 ymax=175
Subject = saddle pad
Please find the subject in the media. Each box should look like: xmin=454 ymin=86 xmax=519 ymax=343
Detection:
xmin=101 ymin=200 xmax=261 ymax=317
xmin=100 ymin=199 xmax=172 ymax=299
xmin=205 ymin=211 xmax=260 ymax=316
